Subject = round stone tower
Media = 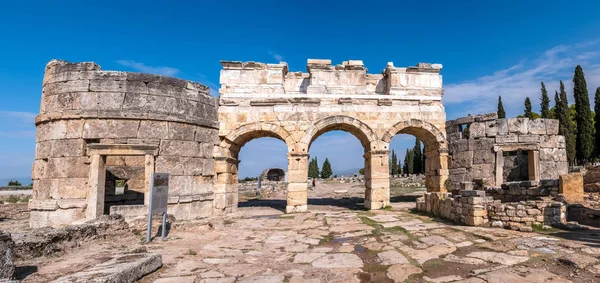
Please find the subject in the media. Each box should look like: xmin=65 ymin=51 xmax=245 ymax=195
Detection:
xmin=30 ymin=60 xmax=219 ymax=228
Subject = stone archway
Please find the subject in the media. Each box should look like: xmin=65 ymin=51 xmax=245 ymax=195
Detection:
xmin=217 ymin=59 xmax=446 ymax=213
xmin=213 ymin=122 xmax=297 ymax=214
xmin=301 ymin=115 xmax=390 ymax=209
xmin=382 ymin=119 xmax=448 ymax=192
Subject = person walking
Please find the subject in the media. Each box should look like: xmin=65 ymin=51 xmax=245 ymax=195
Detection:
xmin=312 ymin=178 xmax=316 ymax=188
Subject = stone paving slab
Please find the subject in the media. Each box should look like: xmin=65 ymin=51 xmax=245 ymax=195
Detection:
xmin=51 ymin=253 xmax=162 ymax=283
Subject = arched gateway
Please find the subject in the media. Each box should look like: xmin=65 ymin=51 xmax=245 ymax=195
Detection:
xmin=216 ymin=59 xmax=448 ymax=213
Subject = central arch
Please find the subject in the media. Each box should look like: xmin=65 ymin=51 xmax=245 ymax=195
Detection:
xmin=301 ymin=115 xmax=379 ymax=152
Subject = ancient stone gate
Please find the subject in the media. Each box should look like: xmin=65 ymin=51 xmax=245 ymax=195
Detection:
xmin=216 ymin=59 xmax=448 ymax=213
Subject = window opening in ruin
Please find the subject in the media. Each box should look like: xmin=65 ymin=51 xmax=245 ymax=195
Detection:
xmin=458 ymin=124 xmax=470 ymax=139
xmin=103 ymin=155 xmax=145 ymax=214
xmin=503 ymin=150 xmax=529 ymax=182
xmin=237 ymin=137 xmax=288 ymax=208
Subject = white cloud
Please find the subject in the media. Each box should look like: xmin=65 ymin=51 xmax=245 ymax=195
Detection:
xmin=444 ymin=40 xmax=600 ymax=119
xmin=116 ymin=60 xmax=180 ymax=77
xmin=268 ymin=51 xmax=284 ymax=62
xmin=0 ymin=111 xmax=36 ymax=124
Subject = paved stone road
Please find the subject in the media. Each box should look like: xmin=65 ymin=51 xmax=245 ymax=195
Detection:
xmin=142 ymin=203 xmax=600 ymax=283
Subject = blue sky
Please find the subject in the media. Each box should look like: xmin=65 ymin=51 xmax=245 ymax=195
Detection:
xmin=1 ymin=1 xmax=600 ymax=180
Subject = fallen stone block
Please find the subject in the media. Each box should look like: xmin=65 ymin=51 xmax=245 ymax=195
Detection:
xmin=0 ymin=230 xmax=15 ymax=280
xmin=51 ymin=252 xmax=162 ymax=283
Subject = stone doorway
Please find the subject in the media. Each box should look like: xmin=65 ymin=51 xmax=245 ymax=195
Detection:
xmin=86 ymin=144 xmax=157 ymax=220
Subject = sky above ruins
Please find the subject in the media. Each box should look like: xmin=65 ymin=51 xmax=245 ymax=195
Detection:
xmin=1 ymin=0 xmax=600 ymax=179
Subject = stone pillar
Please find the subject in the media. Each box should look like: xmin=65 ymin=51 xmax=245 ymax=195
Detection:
xmin=364 ymin=150 xmax=390 ymax=209
xmin=424 ymin=149 xmax=449 ymax=192
xmin=495 ymin=150 xmax=504 ymax=186
xmin=287 ymin=153 xmax=309 ymax=213
xmin=528 ymin=150 xmax=540 ymax=182
xmin=143 ymin=154 xmax=155 ymax=206
xmin=86 ymin=154 xmax=106 ymax=219
xmin=214 ymin=156 xmax=239 ymax=214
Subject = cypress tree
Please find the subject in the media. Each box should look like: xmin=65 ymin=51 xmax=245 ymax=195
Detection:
xmin=320 ymin=158 xmax=332 ymax=178
xmin=308 ymin=158 xmax=316 ymax=178
xmin=403 ymin=149 xmax=409 ymax=175
xmin=407 ymin=149 xmax=414 ymax=174
xmin=558 ymin=81 xmax=576 ymax=165
xmin=413 ymin=140 xmax=422 ymax=174
xmin=314 ymin=156 xmax=319 ymax=177
xmin=524 ymin=97 xmax=533 ymax=118
xmin=497 ymin=96 xmax=506 ymax=118
xmin=573 ymin=65 xmax=594 ymax=164
xmin=595 ymin=87 xmax=600 ymax=157
xmin=540 ymin=82 xmax=550 ymax=118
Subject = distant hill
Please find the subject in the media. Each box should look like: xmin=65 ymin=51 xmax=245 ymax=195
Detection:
xmin=0 ymin=177 xmax=32 ymax=187
xmin=333 ymin=168 xmax=361 ymax=176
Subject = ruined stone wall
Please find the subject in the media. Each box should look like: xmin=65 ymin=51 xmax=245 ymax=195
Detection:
xmin=30 ymin=60 xmax=219 ymax=228
xmin=484 ymin=180 xmax=559 ymax=202
xmin=446 ymin=114 xmax=568 ymax=191
xmin=416 ymin=191 xmax=566 ymax=231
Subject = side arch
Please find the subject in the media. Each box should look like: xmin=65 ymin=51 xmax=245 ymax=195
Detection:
xmin=382 ymin=119 xmax=446 ymax=150
xmin=300 ymin=115 xmax=378 ymax=152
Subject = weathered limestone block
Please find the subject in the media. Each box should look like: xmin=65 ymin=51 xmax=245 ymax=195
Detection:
xmin=559 ymin=173 xmax=584 ymax=204
xmin=469 ymin=122 xmax=486 ymax=139
xmin=452 ymin=151 xmax=473 ymax=168
xmin=546 ymin=119 xmax=559 ymax=135
xmin=0 ymin=230 xmax=14 ymax=280
xmin=495 ymin=134 xmax=518 ymax=144
xmin=473 ymin=149 xmax=494 ymax=165
xmin=528 ymin=119 xmax=546 ymax=135
xmin=507 ymin=118 xmax=528 ymax=134
xmin=137 ymin=121 xmax=168 ymax=139
xmin=496 ymin=118 xmax=508 ymax=135
xmin=475 ymin=112 xmax=498 ymax=122
xmin=83 ymin=120 xmax=141 ymax=139
xmin=518 ymin=135 xmax=540 ymax=143
xmin=485 ymin=120 xmax=497 ymax=137
xmin=159 ymin=140 xmax=200 ymax=157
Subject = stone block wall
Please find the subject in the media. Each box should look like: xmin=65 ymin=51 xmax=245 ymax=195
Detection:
xmin=416 ymin=191 xmax=566 ymax=230
xmin=446 ymin=113 xmax=568 ymax=191
xmin=484 ymin=180 xmax=559 ymax=202
xmin=487 ymin=200 xmax=566 ymax=231
xmin=30 ymin=60 xmax=219 ymax=228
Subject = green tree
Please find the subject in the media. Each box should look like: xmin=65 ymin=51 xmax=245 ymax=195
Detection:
xmin=359 ymin=168 xmax=364 ymax=175
xmin=405 ymin=149 xmax=414 ymax=174
xmin=389 ymin=150 xmax=395 ymax=174
xmin=8 ymin=180 xmax=21 ymax=186
xmin=413 ymin=140 xmax=422 ymax=174
xmin=573 ymin=65 xmax=594 ymax=164
xmin=320 ymin=158 xmax=333 ymax=178
xmin=557 ymin=82 xmax=576 ymax=165
xmin=308 ymin=157 xmax=320 ymax=178
xmin=497 ymin=96 xmax=506 ymax=119
xmin=540 ymin=82 xmax=550 ymax=118
xmin=595 ymin=87 xmax=600 ymax=156
xmin=392 ymin=150 xmax=400 ymax=175
xmin=524 ymin=97 xmax=533 ymax=118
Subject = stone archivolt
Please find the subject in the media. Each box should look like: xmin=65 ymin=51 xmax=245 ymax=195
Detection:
xmin=31 ymin=58 xmax=448 ymax=227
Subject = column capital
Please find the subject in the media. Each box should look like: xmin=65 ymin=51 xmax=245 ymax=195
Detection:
xmin=364 ymin=150 xmax=390 ymax=159
xmin=289 ymin=153 xmax=310 ymax=159
xmin=214 ymin=156 xmax=240 ymax=164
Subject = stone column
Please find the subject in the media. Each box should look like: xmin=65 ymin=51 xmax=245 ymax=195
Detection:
xmin=424 ymin=149 xmax=449 ymax=192
xmin=86 ymin=154 xmax=106 ymax=219
xmin=214 ymin=156 xmax=239 ymax=214
xmin=528 ymin=150 xmax=540 ymax=182
xmin=364 ymin=150 xmax=390 ymax=209
xmin=495 ymin=150 xmax=504 ymax=186
xmin=143 ymin=154 xmax=155 ymax=206
xmin=287 ymin=153 xmax=309 ymax=213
